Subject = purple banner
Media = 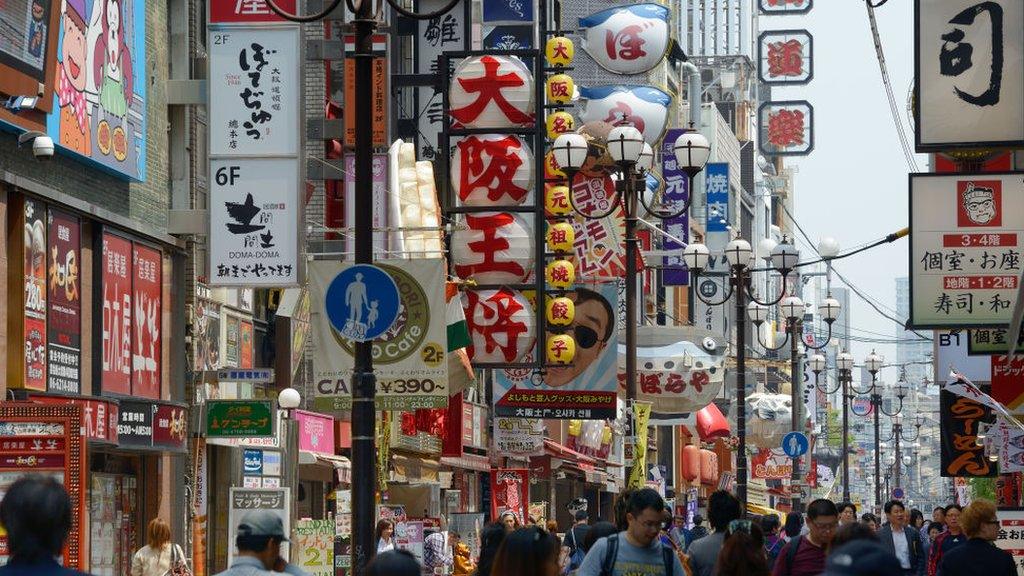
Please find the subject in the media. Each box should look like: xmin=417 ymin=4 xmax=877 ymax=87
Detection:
xmin=661 ymin=128 xmax=690 ymax=286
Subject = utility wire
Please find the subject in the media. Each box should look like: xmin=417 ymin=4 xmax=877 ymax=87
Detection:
xmin=865 ymin=0 xmax=920 ymax=172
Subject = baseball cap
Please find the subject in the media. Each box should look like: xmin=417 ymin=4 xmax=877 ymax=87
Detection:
xmin=823 ymin=541 xmax=901 ymax=576
xmin=237 ymin=510 xmax=289 ymax=541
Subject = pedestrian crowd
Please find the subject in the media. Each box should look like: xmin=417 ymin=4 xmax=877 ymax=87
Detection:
xmin=0 ymin=474 xmax=1015 ymax=576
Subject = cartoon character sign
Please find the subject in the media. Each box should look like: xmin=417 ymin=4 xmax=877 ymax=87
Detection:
xmin=48 ymin=0 xmax=146 ymax=181
xmin=577 ymin=4 xmax=670 ymax=75
xmin=957 ymin=180 xmax=1001 ymax=227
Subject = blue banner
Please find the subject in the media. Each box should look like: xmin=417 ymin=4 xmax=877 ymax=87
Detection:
xmin=482 ymin=0 xmax=533 ymax=23
xmin=705 ymin=163 xmax=730 ymax=233
xmin=661 ymin=128 xmax=690 ymax=286
xmin=482 ymin=25 xmax=534 ymax=49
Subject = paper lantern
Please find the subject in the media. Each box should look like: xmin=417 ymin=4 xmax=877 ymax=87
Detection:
xmin=699 ymin=449 xmax=718 ymax=484
xmin=578 ymin=5 xmax=670 ymax=75
xmin=545 ymin=36 xmax=575 ymax=66
xmin=544 ymin=150 xmax=566 ymax=180
xmin=546 ymin=222 xmax=575 ymax=253
xmin=620 ymin=326 xmax=727 ymax=414
xmin=547 ymin=74 xmax=575 ymax=104
xmin=462 ymin=289 xmax=536 ymax=363
xmin=546 ymin=334 xmax=576 ymax=365
xmin=452 ymin=212 xmax=535 ymax=284
xmin=451 ymin=134 xmax=534 ymax=206
xmin=545 ymin=186 xmax=572 ymax=217
xmin=545 ymin=296 xmax=575 ymax=326
xmin=546 ymin=111 xmax=576 ymax=140
xmin=696 ymin=403 xmax=730 ymax=441
xmin=545 ymin=259 xmax=575 ymax=289
xmin=681 ymin=445 xmax=700 ymax=482
xmin=449 ymin=55 xmax=535 ymax=129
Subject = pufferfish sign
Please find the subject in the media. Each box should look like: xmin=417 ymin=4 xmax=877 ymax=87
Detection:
xmin=577 ymin=4 xmax=671 ymax=75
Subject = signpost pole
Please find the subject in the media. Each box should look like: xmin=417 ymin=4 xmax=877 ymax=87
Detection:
xmin=734 ymin=268 xmax=748 ymax=510
xmin=790 ymin=320 xmax=802 ymax=514
xmin=873 ymin=388 xmax=881 ymax=513
xmin=842 ymin=368 xmax=851 ymax=503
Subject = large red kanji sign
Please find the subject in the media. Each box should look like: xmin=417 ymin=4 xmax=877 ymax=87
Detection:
xmin=451 ymin=212 xmax=535 ymax=284
xmin=758 ymin=30 xmax=813 ymax=85
xmin=759 ymin=100 xmax=814 ymax=156
xmin=451 ymin=135 xmax=534 ymax=206
xmin=449 ymin=55 xmax=535 ymax=128
xmin=463 ymin=289 xmax=536 ymax=364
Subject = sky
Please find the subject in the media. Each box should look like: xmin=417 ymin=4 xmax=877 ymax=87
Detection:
xmin=764 ymin=0 xmax=927 ymax=384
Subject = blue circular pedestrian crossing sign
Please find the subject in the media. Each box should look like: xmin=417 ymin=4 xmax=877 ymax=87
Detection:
xmin=782 ymin=432 xmax=809 ymax=458
xmin=325 ymin=264 xmax=401 ymax=342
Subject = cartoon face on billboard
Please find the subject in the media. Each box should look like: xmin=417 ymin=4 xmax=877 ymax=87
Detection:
xmin=957 ymin=180 xmax=1001 ymax=227
xmin=578 ymin=85 xmax=671 ymax=145
xmin=578 ymin=4 xmax=670 ymax=75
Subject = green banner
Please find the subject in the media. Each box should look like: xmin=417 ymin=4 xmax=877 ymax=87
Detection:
xmin=206 ymin=400 xmax=274 ymax=437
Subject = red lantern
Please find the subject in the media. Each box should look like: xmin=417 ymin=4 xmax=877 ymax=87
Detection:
xmin=681 ymin=444 xmax=700 ymax=482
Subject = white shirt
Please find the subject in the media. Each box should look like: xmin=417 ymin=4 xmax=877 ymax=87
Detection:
xmin=891 ymin=528 xmax=911 ymax=569
xmin=377 ymin=538 xmax=396 ymax=554
xmin=131 ymin=543 xmax=177 ymax=576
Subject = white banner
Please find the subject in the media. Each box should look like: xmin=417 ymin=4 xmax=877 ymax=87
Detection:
xmin=208 ymin=27 xmax=300 ymax=156
xmin=493 ymin=417 xmax=545 ymax=457
xmin=228 ymin=487 xmax=291 ymax=566
xmin=208 ymin=158 xmax=299 ymax=286
xmin=311 ymin=259 xmax=449 ymax=411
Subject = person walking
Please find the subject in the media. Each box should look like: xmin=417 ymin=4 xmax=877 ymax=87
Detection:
xmin=716 ymin=520 xmax=770 ymax=576
xmin=367 ymin=550 xmax=422 ymax=576
xmin=131 ymin=518 xmax=186 ymax=576
xmin=423 ymin=524 xmax=455 ymax=576
xmin=0 ymin=475 xmax=92 ymax=576
xmin=688 ymin=491 xmax=742 ymax=576
xmin=214 ymin=509 xmax=309 ymax=576
xmin=760 ymin=515 xmax=784 ymax=570
xmin=576 ymin=488 xmax=684 ymax=576
xmin=783 ymin=514 xmax=804 ymax=542
xmin=668 ymin=516 xmax=691 ymax=553
xmin=491 ymin=527 xmax=561 ymax=576
xmin=927 ymin=505 xmax=965 ymax=576
xmin=563 ymin=509 xmax=592 ymax=574
xmin=771 ymin=499 xmax=839 ymax=576
xmin=376 ymin=519 xmax=396 ymax=554
xmin=861 ymin=514 xmax=879 ymax=534
xmin=877 ymin=500 xmax=925 ymax=576
xmin=938 ymin=500 xmax=1014 ymax=576
xmin=472 ymin=523 xmax=507 ymax=576
xmin=689 ymin=516 xmax=709 ymax=545
xmin=837 ymin=503 xmax=857 ymax=527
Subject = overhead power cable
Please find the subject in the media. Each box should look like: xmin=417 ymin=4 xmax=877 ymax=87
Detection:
xmin=864 ymin=0 xmax=920 ymax=172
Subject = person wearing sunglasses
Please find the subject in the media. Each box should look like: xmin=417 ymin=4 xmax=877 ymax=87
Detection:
xmin=544 ymin=288 xmax=614 ymax=388
xmin=937 ymin=499 xmax=1013 ymax=576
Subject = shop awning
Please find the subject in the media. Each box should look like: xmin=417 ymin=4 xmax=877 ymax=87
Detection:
xmin=391 ymin=455 xmax=441 ymax=482
xmin=543 ymin=439 xmax=598 ymax=468
xmin=440 ymin=453 xmax=491 ymax=473
xmin=298 ymin=451 xmax=352 ymax=483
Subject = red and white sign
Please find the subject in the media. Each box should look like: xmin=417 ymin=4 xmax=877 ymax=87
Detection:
xmin=995 ymin=509 xmax=1024 ymax=575
xmin=759 ymin=100 xmax=814 ymax=156
xmin=578 ymin=5 xmax=670 ymax=75
xmin=490 ymin=468 xmax=528 ymax=525
xmin=751 ymin=449 xmax=793 ymax=479
xmin=47 ymin=211 xmax=81 ymax=395
xmin=153 ymin=404 xmax=188 ymax=451
xmin=209 ymin=0 xmax=296 ymax=23
xmin=462 ymin=289 xmax=536 ymax=364
xmin=758 ymin=30 xmax=813 ymax=85
xmin=452 ymin=212 xmax=534 ymax=284
xmin=102 ymin=233 xmax=132 ymax=395
xmin=28 ymin=395 xmax=119 ymax=445
xmin=296 ymin=410 xmax=335 ymax=456
xmin=132 ymin=245 xmax=162 ymax=399
xmin=449 ymin=55 xmax=534 ymax=129
xmin=451 ymin=135 xmax=534 ymax=206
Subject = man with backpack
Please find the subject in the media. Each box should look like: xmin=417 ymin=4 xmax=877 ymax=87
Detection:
xmin=576 ymin=488 xmax=684 ymax=576
xmin=563 ymin=509 xmax=591 ymax=574
xmin=687 ymin=491 xmax=742 ymax=576
xmin=772 ymin=499 xmax=839 ymax=576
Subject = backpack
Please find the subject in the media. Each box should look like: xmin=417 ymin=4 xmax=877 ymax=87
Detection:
xmin=764 ymin=536 xmax=784 ymax=570
xmin=600 ymin=534 xmax=675 ymax=576
xmin=564 ymin=529 xmax=586 ymax=574
xmin=777 ymin=535 xmax=802 ymax=576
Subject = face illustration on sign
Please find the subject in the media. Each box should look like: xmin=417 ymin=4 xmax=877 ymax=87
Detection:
xmin=545 ymin=288 xmax=614 ymax=388
xmin=940 ymin=2 xmax=1003 ymax=107
xmin=578 ymin=86 xmax=671 ymax=145
xmin=958 ymin=180 xmax=1001 ymax=226
xmin=578 ymin=4 xmax=670 ymax=74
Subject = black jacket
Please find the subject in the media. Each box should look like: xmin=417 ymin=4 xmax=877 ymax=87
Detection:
xmin=0 ymin=557 xmax=92 ymax=576
xmin=878 ymin=524 xmax=926 ymax=575
xmin=940 ymin=538 xmax=1015 ymax=576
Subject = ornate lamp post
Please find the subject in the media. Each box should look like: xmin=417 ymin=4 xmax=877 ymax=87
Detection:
xmin=851 ymin=351 xmax=906 ymax=512
xmin=884 ymin=413 xmax=923 ymax=498
xmin=836 ymin=351 xmax=855 ymax=502
xmin=683 ymin=237 xmax=801 ymax=509
xmin=552 ymin=128 xmax=710 ymax=483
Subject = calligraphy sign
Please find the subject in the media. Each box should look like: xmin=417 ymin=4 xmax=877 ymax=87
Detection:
xmin=449 ymin=55 xmax=535 ymax=129
xmin=940 ymin=387 xmax=996 ymax=477
xmin=661 ymin=128 xmax=690 ymax=286
xmin=415 ymin=0 xmax=467 ymax=161
xmin=915 ymin=0 xmax=1024 ymax=151
xmin=228 ymin=487 xmax=290 ymax=566
xmin=490 ymin=469 xmax=528 ymax=524
xmin=758 ymin=100 xmax=814 ymax=156
xmin=132 ymin=245 xmax=162 ymax=399
xmin=759 ymin=0 xmax=812 ymax=14
xmin=46 ymin=210 xmax=81 ymax=394
xmin=909 ymin=172 xmax=1024 ymax=328
xmin=577 ymin=4 xmax=670 ymax=75
xmin=293 ymin=519 xmax=334 ymax=576
xmin=101 ymin=233 xmax=132 ymax=395
xmin=758 ymin=30 xmax=813 ymax=85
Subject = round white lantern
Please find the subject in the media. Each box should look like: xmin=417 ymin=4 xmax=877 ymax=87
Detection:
xmin=449 ymin=55 xmax=535 ymax=129
xmin=462 ymin=289 xmax=537 ymax=363
xmin=451 ymin=134 xmax=534 ymax=206
xmin=452 ymin=212 xmax=535 ymax=284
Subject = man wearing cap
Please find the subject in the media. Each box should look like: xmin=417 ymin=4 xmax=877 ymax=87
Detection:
xmin=215 ymin=510 xmax=310 ymax=576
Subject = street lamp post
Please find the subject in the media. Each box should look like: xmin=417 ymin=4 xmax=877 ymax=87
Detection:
xmin=851 ymin=351 xmax=906 ymax=512
xmin=684 ymin=239 xmax=803 ymax=509
xmin=885 ymin=413 xmax=922 ymax=497
xmin=836 ymin=351 xmax=855 ymax=502
xmin=552 ymin=128 xmax=709 ymax=483
xmin=747 ymin=294 xmax=840 ymax=513
xmin=278 ymin=387 xmax=302 ymax=533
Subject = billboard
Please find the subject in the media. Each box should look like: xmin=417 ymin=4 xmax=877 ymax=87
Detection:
xmin=24 ymin=199 xmax=47 ymax=391
xmin=131 ymin=244 xmax=162 ymax=399
xmin=47 ymin=210 xmax=82 ymax=394
xmin=101 ymin=232 xmax=132 ymax=395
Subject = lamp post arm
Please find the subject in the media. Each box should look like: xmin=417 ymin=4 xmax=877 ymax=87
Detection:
xmin=880 ymin=395 xmax=904 ymax=417
xmin=638 ymin=173 xmax=692 ymax=220
xmin=755 ymin=324 xmax=790 ymax=352
xmin=691 ymin=270 xmax=737 ymax=307
xmin=816 ymin=374 xmax=842 ymax=395
xmin=804 ymin=322 xmax=835 ymax=351
xmin=902 ymin=425 xmax=922 ymax=443
xmin=745 ymin=271 xmax=791 ymax=307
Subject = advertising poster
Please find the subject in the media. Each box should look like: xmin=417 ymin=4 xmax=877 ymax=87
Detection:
xmin=46 ymin=210 xmax=81 ymax=394
xmin=24 ymin=199 xmax=47 ymax=391
xmin=131 ymin=244 xmax=161 ymax=398
xmin=43 ymin=0 xmax=147 ymax=180
xmin=101 ymin=232 xmax=132 ymax=395
xmin=490 ymin=468 xmax=528 ymax=525
xmin=225 ymin=315 xmax=240 ymax=367
xmin=493 ymin=283 xmax=618 ymax=419
xmin=228 ymin=488 xmax=290 ymax=565
xmin=292 ymin=519 xmax=334 ymax=576
xmin=995 ymin=508 xmax=1024 ymax=575
xmin=940 ymin=386 xmax=996 ymax=477
xmin=661 ymin=128 xmax=690 ymax=286
xmin=240 ymin=320 xmax=253 ymax=369
xmin=493 ymin=417 xmax=545 ymax=457
xmin=910 ymin=173 xmax=1024 ymax=327
xmin=295 ymin=410 xmax=335 ymax=456
xmin=194 ymin=300 xmax=222 ymax=371
xmin=311 ymin=259 xmax=449 ymax=411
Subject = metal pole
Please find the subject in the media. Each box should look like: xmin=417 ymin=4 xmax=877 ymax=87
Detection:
xmin=894 ymin=423 xmax=902 ymax=495
xmin=790 ymin=320 xmax=802 ymax=514
xmin=625 ymin=175 xmax=639 ymax=484
xmin=842 ymin=370 xmax=850 ymax=503
xmin=735 ymin=268 xmax=748 ymax=511
xmin=352 ymin=4 xmax=377 ymax=572
xmin=873 ymin=386 xmax=881 ymax=512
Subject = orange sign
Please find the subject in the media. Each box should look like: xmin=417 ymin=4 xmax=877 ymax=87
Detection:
xmin=344 ymin=57 xmax=388 ymax=148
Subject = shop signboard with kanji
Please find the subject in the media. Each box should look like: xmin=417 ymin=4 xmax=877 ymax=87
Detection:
xmin=101 ymin=232 xmax=132 ymax=395
xmin=490 ymin=468 xmax=528 ymax=525
xmin=206 ymin=400 xmax=275 ymax=437
xmin=209 ymin=0 xmax=297 ymax=23
xmin=415 ymin=0 xmax=467 ymax=160
xmin=23 ymin=199 xmax=47 ymax=391
xmin=311 ymin=259 xmax=449 ymax=411
xmin=969 ymin=328 xmax=1024 ymax=355
xmin=661 ymin=128 xmax=690 ymax=286
xmin=0 ymin=403 xmax=86 ymax=569
xmin=132 ymin=244 xmax=162 ymax=399
xmin=228 ymin=488 xmax=290 ymax=565
xmin=758 ymin=100 xmax=814 ymax=156
xmin=46 ymin=210 xmax=81 ymax=394
xmin=915 ymin=0 xmax=1024 ymax=151
xmin=758 ymin=30 xmax=813 ymax=85
xmin=343 ymin=35 xmax=388 ymax=148
xmin=292 ymin=518 xmax=334 ymax=576
xmin=909 ymin=173 xmax=1024 ymax=328
xmin=759 ymin=0 xmax=812 ymax=14
xmin=492 ymin=283 xmax=618 ymax=419
xmin=995 ymin=508 xmax=1024 ymax=574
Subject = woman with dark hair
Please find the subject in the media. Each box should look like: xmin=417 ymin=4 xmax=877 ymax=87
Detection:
xmin=473 ymin=522 xmax=508 ymax=576
xmin=783 ymin=513 xmax=804 ymax=541
xmin=0 ymin=474 xmax=91 ymax=575
xmin=716 ymin=519 xmax=770 ymax=576
xmin=831 ymin=521 xmax=879 ymax=549
xmin=614 ymin=489 xmax=635 ymax=530
xmin=581 ymin=521 xmax=618 ymax=553
xmin=375 ymin=519 xmax=396 ymax=554
xmin=365 ymin=549 xmax=421 ymax=576
xmin=491 ymin=527 xmax=560 ymax=576
xmin=861 ymin=513 xmax=879 ymax=533
xmin=910 ymin=509 xmax=926 ymax=531
xmin=760 ymin=515 xmax=784 ymax=570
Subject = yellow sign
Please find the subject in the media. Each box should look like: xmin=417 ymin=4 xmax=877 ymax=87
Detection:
xmin=628 ymin=402 xmax=652 ymax=489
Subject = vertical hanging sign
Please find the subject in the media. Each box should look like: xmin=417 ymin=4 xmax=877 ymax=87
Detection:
xmin=47 ymin=210 xmax=81 ymax=394
xmin=416 ymin=0 xmax=466 ymax=160
xmin=132 ymin=245 xmax=162 ymax=399
xmin=661 ymin=128 xmax=689 ymax=286
xmin=24 ymin=199 xmax=47 ymax=391
xmin=101 ymin=233 xmax=132 ymax=395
